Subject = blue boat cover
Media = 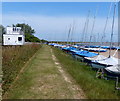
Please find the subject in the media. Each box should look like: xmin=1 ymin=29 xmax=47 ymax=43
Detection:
xmin=62 ymin=47 xmax=76 ymax=51
xmin=75 ymin=50 xmax=98 ymax=57
xmin=101 ymin=46 xmax=110 ymax=49
xmin=85 ymin=45 xmax=100 ymax=48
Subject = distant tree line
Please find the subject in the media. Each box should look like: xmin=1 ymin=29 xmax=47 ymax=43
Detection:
xmin=0 ymin=25 xmax=5 ymax=43
xmin=0 ymin=24 xmax=48 ymax=43
xmin=13 ymin=23 xmax=40 ymax=42
xmin=13 ymin=23 xmax=35 ymax=34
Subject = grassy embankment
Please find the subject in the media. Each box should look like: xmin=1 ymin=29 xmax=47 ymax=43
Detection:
xmin=3 ymin=45 xmax=81 ymax=99
xmin=0 ymin=46 xmax=2 ymax=100
xmin=2 ymin=44 xmax=41 ymax=95
xmin=53 ymin=47 xmax=120 ymax=99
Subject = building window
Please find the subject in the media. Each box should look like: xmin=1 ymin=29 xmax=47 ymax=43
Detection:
xmin=8 ymin=38 xmax=10 ymax=40
xmin=18 ymin=37 xmax=22 ymax=41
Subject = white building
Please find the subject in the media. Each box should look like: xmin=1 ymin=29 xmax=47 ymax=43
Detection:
xmin=3 ymin=27 xmax=25 ymax=45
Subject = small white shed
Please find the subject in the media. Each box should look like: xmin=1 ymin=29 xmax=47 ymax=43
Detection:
xmin=3 ymin=27 xmax=25 ymax=45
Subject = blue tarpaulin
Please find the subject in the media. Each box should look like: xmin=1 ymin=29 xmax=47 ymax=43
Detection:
xmin=75 ymin=50 xmax=98 ymax=57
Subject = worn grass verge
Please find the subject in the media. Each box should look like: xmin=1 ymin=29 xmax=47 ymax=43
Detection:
xmin=3 ymin=45 xmax=76 ymax=99
xmin=2 ymin=44 xmax=41 ymax=95
xmin=53 ymin=47 xmax=120 ymax=99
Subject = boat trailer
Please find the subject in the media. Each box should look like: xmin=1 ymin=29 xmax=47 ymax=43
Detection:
xmin=115 ymin=77 xmax=120 ymax=90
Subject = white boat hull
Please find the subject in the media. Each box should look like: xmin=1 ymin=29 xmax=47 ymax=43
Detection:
xmin=105 ymin=65 xmax=120 ymax=75
xmin=91 ymin=62 xmax=107 ymax=69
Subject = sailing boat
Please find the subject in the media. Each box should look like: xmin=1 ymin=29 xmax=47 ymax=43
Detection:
xmin=83 ymin=47 xmax=107 ymax=52
xmin=105 ymin=64 xmax=120 ymax=77
xmin=104 ymin=46 xmax=120 ymax=77
xmin=91 ymin=2 xmax=119 ymax=69
xmin=73 ymin=10 xmax=98 ymax=61
xmin=84 ymin=54 xmax=106 ymax=64
xmin=83 ymin=7 xmax=107 ymax=53
xmin=84 ymin=3 xmax=113 ymax=64
xmin=62 ymin=24 xmax=75 ymax=53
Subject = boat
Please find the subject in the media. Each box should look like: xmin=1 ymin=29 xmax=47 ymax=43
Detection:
xmin=91 ymin=2 xmax=117 ymax=69
xmin=74 ymin=50 xmax=98 ymax=61
xmin=85 ymin=45 xmax=100 ymax=48
xmin=83 ymin=47 xmax=107 ymax=52
xmin=91 ymin=56 xmax=119 ymax=69
xmin=105 ymin=64 xmax=120 ymax=77
xmin=101 ymin=46 xmax=110 ymax=49
xmin=84 ymin=55 xmax=106 ymax=64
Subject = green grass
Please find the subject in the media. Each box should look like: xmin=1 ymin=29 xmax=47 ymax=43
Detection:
xmin=53 ymin=47 xmax=120 ymax=99
xmin=3 ymin=45 xmax=76 ymax=99
xmin=0 ymin=46 xmax=2 ymax=100
xmin=2 ymin=44 xmax=41 ymax=95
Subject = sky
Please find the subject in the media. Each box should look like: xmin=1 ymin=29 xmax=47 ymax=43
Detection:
xmin=1 ymin=2 xmax=119 ymax=42
xmin=2 ymin=0 xmax=118 ymax=2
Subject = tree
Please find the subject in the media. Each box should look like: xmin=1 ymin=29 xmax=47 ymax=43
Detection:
xmin=25 ymin=33 xmax=40 ymax=42
xmin=0 ymin=25 xmax=5 ymax=34
xmin=41 ymin=39 xmax=48 ymax=43
xmin=14 ymin=23 xmax=35 ymax=35
xmin=0 ymin=25 xmax=6 ymax=43
xmin=14 ymin=23 xmax=40 ymax=42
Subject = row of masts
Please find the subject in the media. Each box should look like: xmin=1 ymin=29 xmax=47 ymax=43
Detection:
xmin=50 ymin=2 xmax=118 ymax=47
xmin=66 ymin=2 xmax=117 ymax=54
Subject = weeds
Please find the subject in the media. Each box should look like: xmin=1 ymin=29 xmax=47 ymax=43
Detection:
xmin=2 ymin=44 xmax=41 ymax=94
xmin=53 ymin=47 xmax=120 ymax=99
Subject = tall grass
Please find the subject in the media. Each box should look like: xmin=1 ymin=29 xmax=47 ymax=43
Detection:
xmin=53 ymin=47 xmax=120 ymax=99
xmin=2 ymin=44 xmax=41 ymax=94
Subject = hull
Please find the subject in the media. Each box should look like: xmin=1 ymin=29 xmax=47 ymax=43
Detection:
xmin=104 ymin=69 xmax=120 ymax=77
xmin=74 ymin=54 xmax=84 ymax=61
xmin=105 ymin=65 xmax=120 ymax=77
xmin=84 ymin=55 xmax=107 ymax=64
xmin=91 ymin=56 xmax=119 ymax=69
xmin=84 ymin=58 xmax=92 ymax=64
xmin=91 ymin=62 xmax=106 ymax=69
xmin=91 ymin=62 xmax=112 ymax=69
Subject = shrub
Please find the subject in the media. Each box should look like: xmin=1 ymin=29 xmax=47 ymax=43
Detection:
xmin=2 ymin=44 xmax=41 ymax=94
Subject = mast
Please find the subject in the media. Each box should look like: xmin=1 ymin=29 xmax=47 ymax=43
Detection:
xmin=67 ymin=24 xmax=72 ymax=45
xmin=97 ymin=2 xmax=113 ymax=55
xmin=84 ymin=10 xmax=90 ymax=43
xmin=70 ymin=20 xmax=75 ymax=45
xmin=109 ymin=2 xmax=116 ymax=57
xmin=82 ymin=10 xmax=90 ymax=45
xmin=81 ymin=18 xmax=87 ymax=43
xmin=101 ymin=2 xmax=113 ymax=46
xmin=89 ymin=6 xmax=99 ymax=47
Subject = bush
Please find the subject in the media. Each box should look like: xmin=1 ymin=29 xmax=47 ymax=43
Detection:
xmin=2 ymin=44 xmax=41 ymax=94
xmin=25 ymin=33 xmax=41 ymax=42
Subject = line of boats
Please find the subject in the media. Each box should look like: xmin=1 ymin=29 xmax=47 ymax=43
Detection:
xmin=48 ymin=2 xmax=120 ymax=89
xmin=48 ymin=2 xmax=120 ymax=79
xmin=49 ymin=43 xmax=120 ymax=78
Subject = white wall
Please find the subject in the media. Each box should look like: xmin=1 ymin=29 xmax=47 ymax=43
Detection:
xmin=6 ymin=27 xmax=21 ymax=35
xmin=3 ymin=34 xmax=25 ymax=45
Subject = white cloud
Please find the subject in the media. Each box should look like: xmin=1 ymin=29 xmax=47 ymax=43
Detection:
xmin=2 ymin=13 xmax=118 ymax=42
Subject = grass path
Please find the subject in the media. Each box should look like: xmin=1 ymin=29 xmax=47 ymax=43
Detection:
xmin=3 ymin=45 xmax=86 ymax=99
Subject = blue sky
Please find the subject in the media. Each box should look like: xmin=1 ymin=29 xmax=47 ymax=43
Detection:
xmin=2 ymin=2 xmax=116 ymax=17
xmin=2 ymin=2 xmax=118 ymax=42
